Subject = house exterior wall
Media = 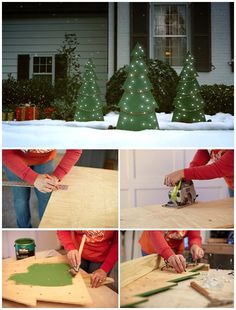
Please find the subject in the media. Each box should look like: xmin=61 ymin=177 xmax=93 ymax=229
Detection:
xmin=2 ymin=16 xmax=108 ymax=94
xmin=116 ymin=2 xmax=233 ymax=85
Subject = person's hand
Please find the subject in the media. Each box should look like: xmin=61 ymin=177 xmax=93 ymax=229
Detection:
xmin=167 ymin=254 xmax=186 ymax=273
xmin=50 ymin=175 xmax=60 ymax=188
xmin=91 ymin=269 xmax=107 ymax=288
xmin=67 ymin=249 xmax=81 ymax=268
xmin=164 ymin=170 xmax=185 ymax=187
xmin=34 ymin=174 xmax=58 ymax=193
xmin=190 ymin=244 xmax=204 ymax=261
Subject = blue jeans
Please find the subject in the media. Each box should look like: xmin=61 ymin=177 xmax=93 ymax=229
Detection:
xmin=228 ymin=187 xmax=234 ymax=197
xmin=3 ymin=160 xmax=54 ymax=228
xmin=80 ymin=258 xmax=103 ymax=273
xmin=141 ymin=249 xmax=148 ymax=256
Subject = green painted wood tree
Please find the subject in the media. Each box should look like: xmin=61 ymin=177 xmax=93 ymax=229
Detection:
xmin=116 ymin=43 xmax=159 ymax=131
xmin=74 ymin=58 xmax=104 ymax=121
xmin=172 ymin=52 xmax=206 ymax=123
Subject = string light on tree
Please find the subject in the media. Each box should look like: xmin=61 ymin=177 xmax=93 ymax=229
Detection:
xmin=116 ymin=43 xmax=159 ymax=130
xmin=74 ymin=58 xmax=104 ymax=121
xmin=172 ymin=52 xmax=206 ymax=123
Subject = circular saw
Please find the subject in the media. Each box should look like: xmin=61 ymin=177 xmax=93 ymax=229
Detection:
xmin=162 ymin=180 xmax=198 ymax=209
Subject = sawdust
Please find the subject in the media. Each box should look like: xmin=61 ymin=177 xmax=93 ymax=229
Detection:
xmin=9 ymin=263 xmax=73 ymax=287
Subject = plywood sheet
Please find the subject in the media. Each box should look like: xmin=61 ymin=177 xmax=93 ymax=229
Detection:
xmin=3 ymin=255 xmax=92 ymax=307
xmin=120 ymin=198 xmax=233 ymax=229
xmin=39 ymin=166 xmax=118 ymax=228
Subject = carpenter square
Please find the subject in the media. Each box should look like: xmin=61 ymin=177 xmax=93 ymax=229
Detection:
xmin=162 ymin=180 xmax=198 ymax=209
xmin=2 ymin=180 xmax=68 ymax=190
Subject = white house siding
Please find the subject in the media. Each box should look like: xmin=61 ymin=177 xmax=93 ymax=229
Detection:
xmin=2 ymin=16 xmax=108 ymax=95
xmin=115 ymin=2 xmax=233 ymax=86
xmin=197 ymin=3 xmax=233 ymax=85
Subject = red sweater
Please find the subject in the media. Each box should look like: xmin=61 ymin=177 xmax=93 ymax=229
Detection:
xmin=139 ymin=231 xmax=202 ymax=260
xmin=2 ymin=149 xmax=82 ymax=185
xmin=184 ymin=150 xmax=234 ymax=189
xmin=57 ymin=230 xmax=118 ymax=273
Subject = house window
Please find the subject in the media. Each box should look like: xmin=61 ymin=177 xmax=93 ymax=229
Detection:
xmin=32 ymin=56 xmax=53 ymax=82
xmin=152 ymin=4 xmax=188 ymax=66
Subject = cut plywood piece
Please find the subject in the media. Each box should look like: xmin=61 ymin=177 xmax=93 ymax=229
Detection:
xmin=3 ymin=255 xmax=92 ymax=307
xmin=134 ymin=269 xmax=234 ymax=308
xmin=120 ymin=295 xmax=148 ymax=308
xmin=120 ymin=198 xmax=233 ymax=229
xmin=39 ymin=166 xmax=118 ymax=228
xmin=120 ymin=255 xmax=208 ymax=307
xmin=3 ymin=286 xmax=37 ymax=307
xmin=121 ymin=254 xmax=159 ymax=288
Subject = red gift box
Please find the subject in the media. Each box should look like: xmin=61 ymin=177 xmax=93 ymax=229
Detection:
xmin=25 ymin=104 xmax=39 ymax=120
xmin=16 ymin=104 xmax=28 ymax=121
xmin=16 ymin=104 xmax=39 ymax=121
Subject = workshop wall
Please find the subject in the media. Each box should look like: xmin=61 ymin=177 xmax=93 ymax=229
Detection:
xmin=2 ymin=230 xmax=60 ymax=258
xmin=120 ymin=150 xmax=228 ymax=208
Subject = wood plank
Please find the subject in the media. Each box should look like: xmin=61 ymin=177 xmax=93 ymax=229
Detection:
xmin=3 ymin=255 xmax=92 ymax=307
xmin=120 ymin=198 xmax=233 ymax=229
xmin=39 ymin=166 xmax=118 ymax=228
xmin=121 ymin=254 xmax=159 ymax=288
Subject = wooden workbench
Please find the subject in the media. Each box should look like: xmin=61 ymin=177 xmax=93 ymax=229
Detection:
xmin=120 ymin=198 xmax=233 ymax=229
xmin=134 ymin=269 xmax=234 ymax=308
xmin=2 ymin=251 xmax=118 ymax=308
xmin=39 ymin=166 xmax=118 ymax=228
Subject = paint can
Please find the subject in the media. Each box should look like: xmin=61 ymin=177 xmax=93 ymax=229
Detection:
xmin=14 ymin=238 xmax=36 ymax=260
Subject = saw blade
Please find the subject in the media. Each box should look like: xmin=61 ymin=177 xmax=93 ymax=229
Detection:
xmin=2 ymin=180 xmax=68 ymax=190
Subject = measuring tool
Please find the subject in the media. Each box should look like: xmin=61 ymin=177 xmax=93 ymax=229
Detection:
xmin=3 ymin=180 xmax=68 ymax=190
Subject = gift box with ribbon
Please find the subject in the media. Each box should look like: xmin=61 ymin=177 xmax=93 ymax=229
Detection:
xmin=25 ymin=104 xmax=39 ymax=120
xmin=16 ymin=104 xmax=39 ymax=121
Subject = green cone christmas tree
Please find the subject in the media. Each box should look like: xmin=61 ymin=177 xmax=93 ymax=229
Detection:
xmin=172 ymin=52 xmax=206 ymax=123
xmin=74 ymin=58 xmax=104 ymax=121
xmin=116 ymin=43 xmax=159 ymax=131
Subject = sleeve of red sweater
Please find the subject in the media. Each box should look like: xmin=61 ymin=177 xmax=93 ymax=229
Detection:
xmin=2 ymin=150 xmax=38 ymax=185
xmin=184 ymin=150 xmax=234 ymax=180
xmin=187 ymin=231 xmax=202 ymax=249
xmin=148 ymin=231 xmax=174 ymax=260
xmin=188 ymin=150 xmax=211 ymax=167
xmin=101 ymin=231 xmax=118 ymax=273
xmin=53 ymin=150 xmax=82 ymax=181
xmin=57 ymin=230 xmax=76 ymax=251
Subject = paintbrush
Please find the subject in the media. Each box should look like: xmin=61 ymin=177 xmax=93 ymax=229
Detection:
xmin=68 ymin=234 xmax=86 ymax=277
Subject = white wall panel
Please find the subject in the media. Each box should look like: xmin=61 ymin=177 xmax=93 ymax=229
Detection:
xmin=2 ymin=231 xmax=60 ymax=259
xmin=120 ymin=150 xmax=229 ymax=209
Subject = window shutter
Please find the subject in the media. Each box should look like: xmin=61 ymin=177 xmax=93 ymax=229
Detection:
xmin=17 ymin=54 xmax=30 ymax=80
xmin=55 ymin=54 xmax=67 ymax=80
xmin=191 ymin=3 xmax=211 ymax=72
xmin=230 ymin=2 xmax=234 ymax=72
xmin=130 ymin=3 xmax=149 ymax=56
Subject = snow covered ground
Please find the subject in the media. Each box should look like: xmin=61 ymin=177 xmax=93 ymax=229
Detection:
xmin=2 ymin=112 xmax=234 ymax=148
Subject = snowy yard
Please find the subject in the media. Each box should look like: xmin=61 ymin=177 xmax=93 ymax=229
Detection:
xmin=2 ymin=112 xmax=234 ymax=148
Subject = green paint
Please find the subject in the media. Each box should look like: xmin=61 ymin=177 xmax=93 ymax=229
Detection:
xmin=169 ymin=272 xmax=200 ymax=283
xmin=190 ymin=265 xmax=206 ymax=272
xmin=121 ymin=299 xmax=148 ymax=308
xmin=137 ymin=283 xmax=177 ymax=297
xmin=9 ymin=263 xmax=73 ymax=287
